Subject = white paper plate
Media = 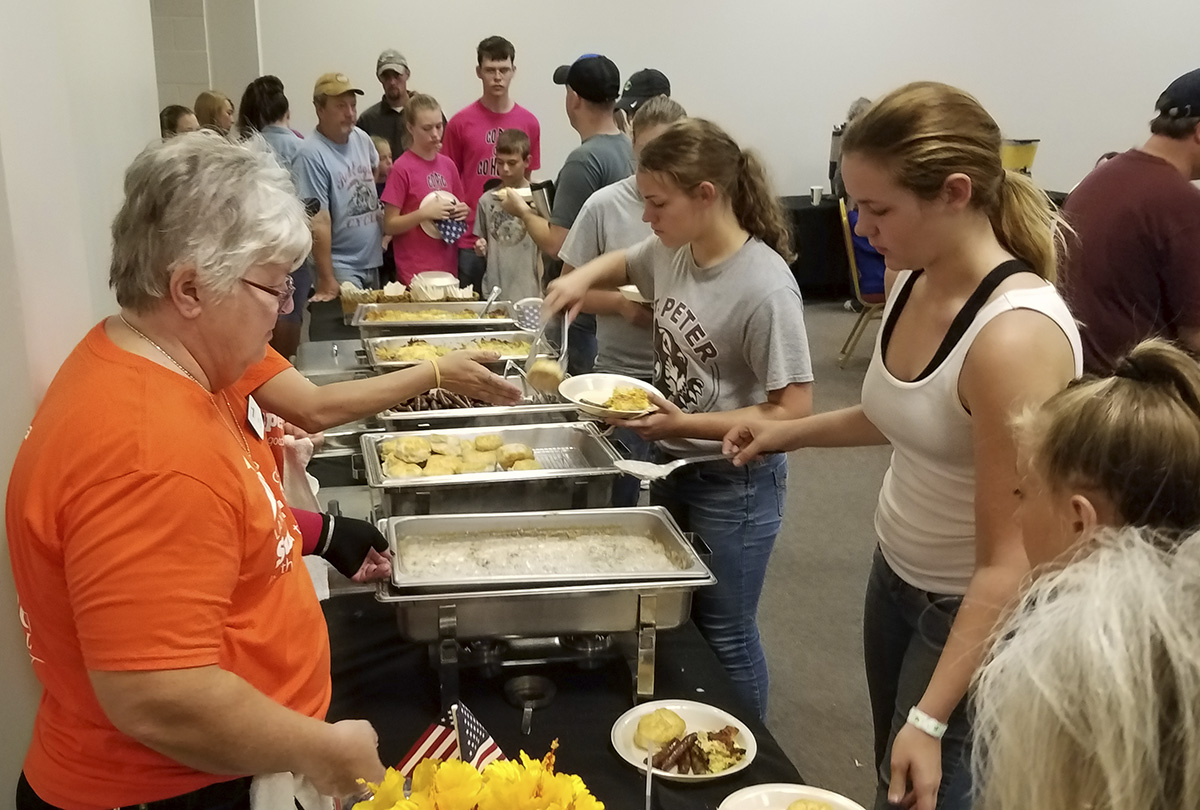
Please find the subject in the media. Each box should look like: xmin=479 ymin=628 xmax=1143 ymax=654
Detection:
xmin=558 ymin=374 xmax=660 ymax=420
xmin=418 ymin=191 xmax=461 ymax=238
xmin=610 ymin=699 xmax=756 ymax=782
xmin=618 ymin=284 xmax=650 ymax=305
xmin=719 ymin=783 xmax=867 ymax=810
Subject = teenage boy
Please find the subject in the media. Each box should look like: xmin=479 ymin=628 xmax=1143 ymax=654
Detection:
xmin=443 ymin=36 xmax=541 ymax=294
xmin=473 ymin=130 xmax=542 ymax=302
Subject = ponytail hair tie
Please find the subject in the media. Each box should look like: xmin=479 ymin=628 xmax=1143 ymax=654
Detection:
xmin=1114 ymin=356 xmax=1149 ymax=383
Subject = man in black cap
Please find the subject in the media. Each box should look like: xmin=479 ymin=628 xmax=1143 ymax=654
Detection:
xmin=1059 ymin=67 xmax=1200 ymax=373
xmin=501 ymin=53 xmax=634 ymax=374
xmin=615 ymin=68 xmax=671 ymax=117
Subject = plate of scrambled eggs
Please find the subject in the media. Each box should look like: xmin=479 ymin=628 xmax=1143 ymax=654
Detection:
xmin=558 ymin=373 xmax=660 ymax=420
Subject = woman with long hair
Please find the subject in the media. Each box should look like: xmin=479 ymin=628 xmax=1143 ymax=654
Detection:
xmin=193 ymin=90 xmax=234 ymax=136
xmin=724 ymin=82 xmax=1082 ymax=808
xmin=544 ymin=117 xmax=814 ymax=719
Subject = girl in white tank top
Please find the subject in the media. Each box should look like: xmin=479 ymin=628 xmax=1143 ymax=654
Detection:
xmin=722 ymin=82 xmax=1082 ymax=810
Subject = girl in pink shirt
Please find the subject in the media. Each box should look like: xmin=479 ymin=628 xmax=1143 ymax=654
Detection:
xmin=381 ymin=94 xmax=468 ymax=284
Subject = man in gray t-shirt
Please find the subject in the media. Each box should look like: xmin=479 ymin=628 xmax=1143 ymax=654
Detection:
xmin=626 ymin=235 xmax=814 ymax=457
xmin=501 ymin=54 xmax=634 ymax=374
xmin=559 ymin=175 xmax=652 ymax=378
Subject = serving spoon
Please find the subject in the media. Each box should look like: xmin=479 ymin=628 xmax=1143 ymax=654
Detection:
xmin=614 ymin=453 xmax=731 ymax=480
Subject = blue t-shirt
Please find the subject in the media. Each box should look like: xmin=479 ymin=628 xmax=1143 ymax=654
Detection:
xmin=847 ymin=209 xmax=885 ymax=295
xmin=292 ymin=127 xmax=383 ymax=283
xmin=260 ymin=124 xmax=303 ymax=172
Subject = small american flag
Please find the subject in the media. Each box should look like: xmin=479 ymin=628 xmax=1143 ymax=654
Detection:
xmin=396 ymin=703 xmax=505 ymax=777
xmin=436 ymin=218 xmax=469 ymax=244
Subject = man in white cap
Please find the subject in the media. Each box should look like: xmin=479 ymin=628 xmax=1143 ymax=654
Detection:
xmin=292 ymin=72 xmax=383 ymax=338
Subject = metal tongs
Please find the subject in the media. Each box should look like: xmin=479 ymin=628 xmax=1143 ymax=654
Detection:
xmin=508 ymin=309 xmax=569 ymax=405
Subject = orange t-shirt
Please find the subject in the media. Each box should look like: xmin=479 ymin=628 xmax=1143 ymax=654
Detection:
xmin=5 ymin=323 xmax=331 ymax=810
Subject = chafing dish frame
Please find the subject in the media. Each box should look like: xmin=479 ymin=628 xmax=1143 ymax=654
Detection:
xmin=351 ymin=301 xmax=516 ymax=335
xmin=363 ymin=330 xmax=548 ymax=370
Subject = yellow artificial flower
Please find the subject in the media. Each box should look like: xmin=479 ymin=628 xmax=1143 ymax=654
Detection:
xmin=355 ymin=768 xmax=407 ymax=810
xmin=411 ymin=758 xmax=440 ymax=795
xmin=431 ymin=759 xmax=483 ymax=810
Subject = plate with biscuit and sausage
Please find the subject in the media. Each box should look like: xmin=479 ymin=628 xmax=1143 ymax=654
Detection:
xmin=610 ymin=699 xmax=757 ymax=782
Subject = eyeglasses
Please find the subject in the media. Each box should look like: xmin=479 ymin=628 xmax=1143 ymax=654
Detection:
xmin=241 ymin=275 xmax=295 ymax=314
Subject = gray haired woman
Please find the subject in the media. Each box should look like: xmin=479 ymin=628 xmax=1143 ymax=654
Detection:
xmin=8 ymin=133 xmax=385 ymax=809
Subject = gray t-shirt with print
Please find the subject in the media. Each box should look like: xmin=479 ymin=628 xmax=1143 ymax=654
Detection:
xmin=625 ymin=236 xmax=814 ymax=455
xmin=559 ymin=176 xmax=654 ymax=379
xmin=474 ymin=190 xmax=543 ymax=304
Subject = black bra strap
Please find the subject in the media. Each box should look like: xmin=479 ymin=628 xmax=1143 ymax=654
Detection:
xmin=882 ymin=260 xmax=1032 ymax=382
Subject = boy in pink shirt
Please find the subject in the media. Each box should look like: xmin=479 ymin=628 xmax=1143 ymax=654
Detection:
xmin=381 ymin=94 xmax=469 ymax=284
xmin=442 ymin=36 xmax=541 ymax=292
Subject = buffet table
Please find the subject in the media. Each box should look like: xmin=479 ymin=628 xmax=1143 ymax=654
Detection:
xmin=323 ymin=592 xmax=804 ymax=810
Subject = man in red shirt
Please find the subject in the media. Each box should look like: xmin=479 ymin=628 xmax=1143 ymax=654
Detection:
xmin=1059 ymin=67 xmax=1200 ymax=373
xmin=442 ymin=36 xmax=541 ymax=294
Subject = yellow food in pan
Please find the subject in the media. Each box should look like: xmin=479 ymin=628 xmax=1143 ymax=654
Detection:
xmin=374 ymin=338 xmax=532 ymax=363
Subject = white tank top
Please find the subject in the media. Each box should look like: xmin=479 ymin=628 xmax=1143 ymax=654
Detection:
xmin=860 ymin=268 xmax=1082 ymax=594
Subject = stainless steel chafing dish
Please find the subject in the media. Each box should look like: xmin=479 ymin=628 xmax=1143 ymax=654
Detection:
xmin=363 ymin=330 xmax=547 ymax=371
xmin=361 ymin=422 xmax=620 ymax=516
xmin=294 ymin=339 xmax=372 ymax=382
xmin=351 ymin=301 xmax=516 ymax=335
xmin=377 ymin=376 xmax=577 ymax=430
xmin=375 ymin=507 xmax=716 ymax=698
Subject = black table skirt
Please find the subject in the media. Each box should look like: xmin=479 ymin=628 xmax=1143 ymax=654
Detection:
xmin=323 ymin=593 xmax=803 ymax=809
xmin=780 ymin=195 xmax=850 ymax=301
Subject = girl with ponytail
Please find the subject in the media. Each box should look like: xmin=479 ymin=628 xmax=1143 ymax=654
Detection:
xmin=544 ymin=117 xmax=815 ymax=719
xmin=723 ymin=82 xmax=1083 ymax=809
xmin=975 ymin=341 xmax=1200 ymax=810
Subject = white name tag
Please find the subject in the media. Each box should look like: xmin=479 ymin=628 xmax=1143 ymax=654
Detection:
xmin=246 ymin=395 xmax=266 ymax=440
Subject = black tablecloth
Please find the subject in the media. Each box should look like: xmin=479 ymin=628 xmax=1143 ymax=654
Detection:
xmin=780 ymin=196 xmax=850 ymax=301
xmin=323 ymin=593 xmax=803 ymax=809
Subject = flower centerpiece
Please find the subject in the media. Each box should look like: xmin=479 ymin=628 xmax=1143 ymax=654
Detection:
xmin=357 ymin=741 xmax=603 ymax=810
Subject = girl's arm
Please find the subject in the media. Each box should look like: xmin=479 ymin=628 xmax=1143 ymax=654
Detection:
xmin=723 ymin=404 xmax=890 ymax=463
xmin=885 ymin=308 xmax=1077 ymax=809
xmin=543 ymin=250 xmax=630 ymax=321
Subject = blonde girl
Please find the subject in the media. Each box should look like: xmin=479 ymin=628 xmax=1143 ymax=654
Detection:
xmin=193 ymin=90 xmax=234 ymax=135
xmin=544 ymin=118 xmax=815 ymax=718
xmin=724 ymin=82 xmax=1082 ymax=809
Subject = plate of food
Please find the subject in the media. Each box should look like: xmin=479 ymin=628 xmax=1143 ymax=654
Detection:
xmin=610 ymin=699 xmax=756 ymax=782
xmin=558 ymin=373 xmax=660 ymax=420
xmin=718 ymin=784 xmax=867 ymax=810
xmin=618 ymin=283 xmax=651 ymax=305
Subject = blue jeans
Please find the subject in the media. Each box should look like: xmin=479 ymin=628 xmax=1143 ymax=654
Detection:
xmin=650 ymin=450 xmax=787 ymax=719
xmin=458 ymin=248 xmax=486 ymax=296
xmin=863 ymin=547 xmax=972 ymax=810
xmin=610 ymin=426 xmax=655 ymax=507
xmin=566 ymin=314 xmax=597 ymax=376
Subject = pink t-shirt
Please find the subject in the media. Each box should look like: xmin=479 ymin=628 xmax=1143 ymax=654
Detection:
xmin=442 ymin=100 xmax=541 ymax=247
xmin=381 ymin=150 xmax=465 ymax=283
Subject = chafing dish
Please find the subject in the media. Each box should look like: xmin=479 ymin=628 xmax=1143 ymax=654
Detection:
xmin=378 ymin=375 xmax=577 ymax=430
xmin=294 ymin=339 xmax=371 ymax=382
xmin=351 ymin=301 xmax=516 ymax=335
xmin=363 ymin=330 xmax=548 ymax=370
xmin=361 ymin=422 xmax=620 ymax=515
xmin=375 ymin=507 xmax=715 ymax=699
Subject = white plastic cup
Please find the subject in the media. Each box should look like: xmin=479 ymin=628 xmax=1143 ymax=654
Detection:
xmin=810 ymin=185 xmax=823 ymax=205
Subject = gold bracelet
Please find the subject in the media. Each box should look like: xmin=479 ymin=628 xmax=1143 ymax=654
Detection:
xmin=429 ymin=358 xmax=441 ymax=389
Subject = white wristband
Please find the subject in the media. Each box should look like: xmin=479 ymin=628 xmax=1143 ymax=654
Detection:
xmin=906 ymin=707 xmax=947 ymax=740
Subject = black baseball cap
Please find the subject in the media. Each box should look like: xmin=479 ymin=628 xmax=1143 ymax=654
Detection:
xmin=1155 ymin=67 xmax=1200 ymax=119
xmin=552 ymin=54 xmax=620 ymax=104
xmin=616 ymin=68 xmax=671 ymax=114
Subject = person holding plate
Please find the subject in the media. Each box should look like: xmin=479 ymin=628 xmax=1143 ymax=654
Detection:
xmin=543 ymin=117 xmax=814 ymax=719
xmin=381 ymin=93 xmax=470 ymax=285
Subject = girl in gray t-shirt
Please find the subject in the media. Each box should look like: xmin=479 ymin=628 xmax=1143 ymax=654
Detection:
xmin=543 ymin=118 xmax=813 ymax=719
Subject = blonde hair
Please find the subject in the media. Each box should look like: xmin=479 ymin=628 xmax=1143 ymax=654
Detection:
xmin=842 ymin=81 xmax=1064 ymax=280
xmin=193 ymin=90 xmax=232 ymax=131
xmin=974 ymin=527 xmax=1200 ymax=810
xmin=403 ymin=93 xmax=441 ymax=129
xmin=631 ymin=95 xmax=687 ymax=142
xmin=370 ymin=135 xmax=391 ymax=158
xmin=1016 ymin=339 xmax=1200 ymax=533
xmin=638 ymin=118 xmax=794 ymax=262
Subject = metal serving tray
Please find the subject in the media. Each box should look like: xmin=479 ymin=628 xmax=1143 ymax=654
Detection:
xmin=351 ymin=302 xmax=516 ymax=335
xmin=377 ymin=375 xmax=577 ymax=429
xmin=381 ymin=507 xmax=710 ymax=592
xmin=361 ymin=422 xmax=620 ymax=516
xmin=294 ymin=339 xmax=371 ymax=382
xmin=363 ymin=331 xmax=547 ymax=370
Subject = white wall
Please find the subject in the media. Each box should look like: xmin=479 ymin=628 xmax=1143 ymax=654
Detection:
xmin=205 ymin=0 xmax=263 ymax=113
xmin=258 ymin=0 xmax=1200 ymax=195
xmin=151 ymin=0 xmax=212 ymax=107
xmin=0 ymin=0 xmax=159 ymax=793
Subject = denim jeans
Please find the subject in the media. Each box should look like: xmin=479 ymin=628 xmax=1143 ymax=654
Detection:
xmin=457 ymin=248 xmax=486 ymax=296
xmin=863 ymin=547 xmax=972 ymax=810
xmin=566 ymin=314 xmax=597 ymax=376
xmin=650 ymin=450 xmax=787 ymax=719
xmin=609 ymin=422 xmax=655 ymax=507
